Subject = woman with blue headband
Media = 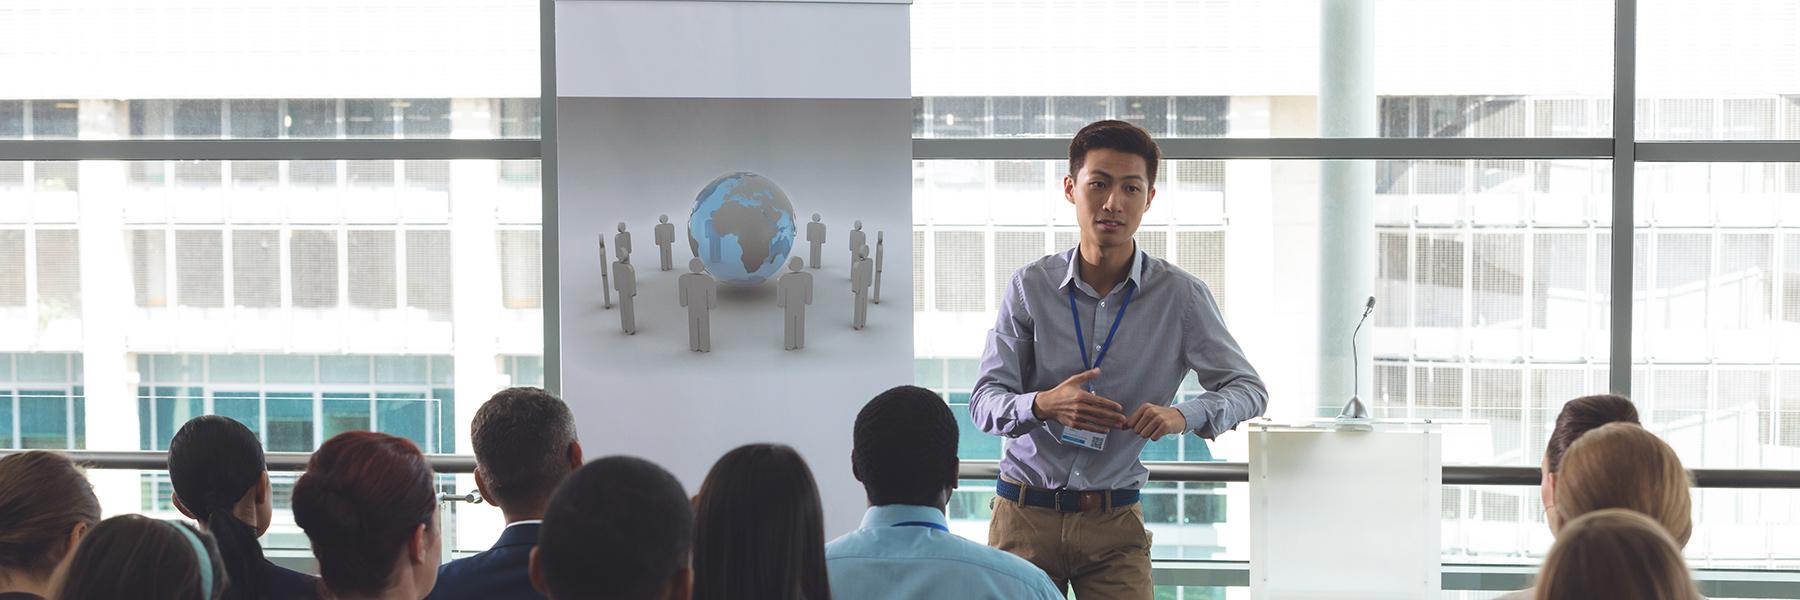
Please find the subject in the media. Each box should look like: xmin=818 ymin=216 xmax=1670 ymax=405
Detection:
xmin=50 ymin=514 xmax=227 ymax=600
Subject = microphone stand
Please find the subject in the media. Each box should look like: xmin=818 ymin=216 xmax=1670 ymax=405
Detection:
xmin=1335 ymin=298 xmax=1375 ymax=425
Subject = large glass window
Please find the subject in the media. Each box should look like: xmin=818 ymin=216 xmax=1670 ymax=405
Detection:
xmin=0 ymin=0 xmax=541 ymax=557
xmin=0 ymin=353 xmax=85 ymax=450
xmin=910 ymin=1 xmax=1612 ymax=139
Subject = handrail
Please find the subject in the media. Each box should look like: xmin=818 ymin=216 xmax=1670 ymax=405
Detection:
xmin=11 ymin=450 xmax=1800 ymax=489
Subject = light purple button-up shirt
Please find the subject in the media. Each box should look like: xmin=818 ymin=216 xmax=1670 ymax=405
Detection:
xmin=970 ymin=246 xmax=1267 ymax=491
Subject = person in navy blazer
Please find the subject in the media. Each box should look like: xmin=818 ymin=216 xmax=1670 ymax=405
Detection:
xmin=427 ymin=388 xmax=583 ymax=600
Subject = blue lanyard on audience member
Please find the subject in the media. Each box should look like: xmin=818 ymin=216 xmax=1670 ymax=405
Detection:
xmin=1069 ymin=282 xmax=1136 ymax=387
xmin=891 ymin=521 xmax=950 ymax=532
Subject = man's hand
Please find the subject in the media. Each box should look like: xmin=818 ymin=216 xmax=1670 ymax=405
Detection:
xmin=1032 ymin=369 xmax=1128 ymax=433
xmin=1127 ymin=404 xmax=1187 ymax=441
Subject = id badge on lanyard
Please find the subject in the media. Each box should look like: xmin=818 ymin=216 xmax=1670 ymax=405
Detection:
xmin=1058 ymin=284 xmax=1134 ymax=452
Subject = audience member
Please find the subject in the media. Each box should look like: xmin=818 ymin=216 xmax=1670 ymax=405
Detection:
xmin=826 ymin=386 xmax=1061 ymax=599
xmin=692 ymin=444 xmax=832 ymax=600
xmin=169 ymin=415 xmax=320 ymax=600
xmin=1539 ymin=394 xmax=1640 ymax=530
xmin=0 ymin=451 xmax=100 ymax=600
xmin=1501 ymin=420 xmax=1693 ymax=600
xmin=428 ymin=387 xmax=582 ymax=600
xmin=529 ymin=456 xmax=692 ymax=600
xmin=1533 ymin=509 xmax=1700 ymax=600
xmin=50 ymin=514 xmax=227 ymax=600
xmin=293 ymin=431 xmax=441 ymax=600
xmin=1553 ymin=422 xmax=1692 ymax=544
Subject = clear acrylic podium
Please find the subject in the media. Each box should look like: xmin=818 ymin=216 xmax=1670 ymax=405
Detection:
xmin=1248 ymin=421 xmax=1442 ymax=599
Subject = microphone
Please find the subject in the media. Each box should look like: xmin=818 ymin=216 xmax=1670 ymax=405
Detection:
xmin=1336 ymin=295 xmax=1376 ymax=422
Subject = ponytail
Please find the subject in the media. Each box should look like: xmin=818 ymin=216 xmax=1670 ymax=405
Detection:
xmin=205 ymin=506 xmax=267 ymax=600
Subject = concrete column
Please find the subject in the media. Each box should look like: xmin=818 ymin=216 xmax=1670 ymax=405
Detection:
xmin=446 ymin=98 xmax=504 ymax=552
xmin=76 ymin=99 xmax=140 ymax=514
xmin=1317 ymin=0 xmax=1377 ymax=415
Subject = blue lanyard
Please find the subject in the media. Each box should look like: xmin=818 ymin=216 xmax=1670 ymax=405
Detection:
xmin=1069 ymin=282 xmax=1136 ymax=375
xmin=891 ymin=521 xmax=949 ymax=532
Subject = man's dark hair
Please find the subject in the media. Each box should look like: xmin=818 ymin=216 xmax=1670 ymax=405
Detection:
xmin=537 ymin=456 xmax=692 ymax=600
xmin=853 ymin=385 xmax=959 ymax=506
xmin=1069 ymin=119 xmax=1162 ymax=185
xmin=472 ymin=387 xmax=578 ymax=511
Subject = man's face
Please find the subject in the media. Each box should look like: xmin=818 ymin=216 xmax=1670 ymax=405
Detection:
xmin=1065 ymin=148 xmax=1155 ymax=251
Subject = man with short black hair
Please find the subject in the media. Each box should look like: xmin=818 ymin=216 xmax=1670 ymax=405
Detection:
xmin=530 ymin=456 xmax=694 ymax=600
xmin=825 ymin=385 xmax=1061 ymax=600
xmin=428 ymin=387 xmax=582 ymax=600
xmin=971 ymin=120 xmax=1267 ymax=597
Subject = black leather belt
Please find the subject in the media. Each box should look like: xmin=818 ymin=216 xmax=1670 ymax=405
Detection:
xmin=996 ymin=479 xmax=1139 ymax=513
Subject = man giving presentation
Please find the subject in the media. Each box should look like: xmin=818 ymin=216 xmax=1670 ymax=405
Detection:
xmin=970 ymin=119 xmax=1268 ymax=599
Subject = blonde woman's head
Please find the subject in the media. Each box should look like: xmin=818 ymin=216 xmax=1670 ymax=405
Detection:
xmin=1551 ymin=422 xmax=1692 ymax=546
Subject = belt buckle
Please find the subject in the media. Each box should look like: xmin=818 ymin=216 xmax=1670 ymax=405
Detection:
xmin=1053 ymin=489 xmax=1103 ymax=512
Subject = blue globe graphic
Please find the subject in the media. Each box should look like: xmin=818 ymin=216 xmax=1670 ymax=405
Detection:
xmin=686 ymin=172 xmax=798 ymax=285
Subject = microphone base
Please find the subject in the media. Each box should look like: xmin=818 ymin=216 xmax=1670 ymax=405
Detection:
xmin=1335 ymin=395 xmax=1371 ymax=421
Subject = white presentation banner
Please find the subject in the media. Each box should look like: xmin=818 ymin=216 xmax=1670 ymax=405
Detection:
xmin=555 ymin=0 xmax=911 ymax=537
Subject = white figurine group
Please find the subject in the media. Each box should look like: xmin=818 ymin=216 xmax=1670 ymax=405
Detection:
xmin=599 ymin=214 xmax=885 ymax=353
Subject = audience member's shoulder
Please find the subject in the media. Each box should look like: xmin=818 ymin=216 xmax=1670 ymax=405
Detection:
xmin=264 ymin=561 xmax=323 ymax=600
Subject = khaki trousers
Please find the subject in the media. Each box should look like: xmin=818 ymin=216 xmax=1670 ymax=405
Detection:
xmin=988 ymin=495 xmax=1153 ymax=599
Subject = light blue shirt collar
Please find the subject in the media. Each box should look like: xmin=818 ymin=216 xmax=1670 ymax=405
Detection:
xmin=1058 ymin=243 xmax=1144 ymax=298
xmin=859 ymin=504 xmax=948 ymax=530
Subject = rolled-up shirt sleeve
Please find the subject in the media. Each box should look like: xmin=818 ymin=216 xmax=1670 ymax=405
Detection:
xmin=1172 ymin=279 xmax=1268 ymax=440
xmin=970 ymin=272 xmax=1043 ymax=437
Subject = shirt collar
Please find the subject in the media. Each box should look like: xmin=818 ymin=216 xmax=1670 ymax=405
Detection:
xmin=493 ymin=520 xmax=542 ymax=549
xmin=859 ymin=504 xmax=948 ymax=530
xmin=1060 ymin=243 xmax=1145 ymax=295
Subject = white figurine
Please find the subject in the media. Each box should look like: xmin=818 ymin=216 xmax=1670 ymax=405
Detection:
xmin=655 ymin=215 xmax=676 ymax=272
xmin=806 ymin=213 xmax=827 ymax=269
xmin=872 ymin=231 xmax=885 ymax=304
xmin=615 ymin=222 xmax=633 ymax=259
xmin=598 ymin=234 xmax=613 ymax=309
xmin=848 ymin=220 xmax=866 ymax=275
xmin=776 ymin=257 xmax=813 ymax=350
xmin=613 ymin=244 xmax=637 ymax=335
xmin=851 ymin=244 xmax=874 ymax=330
xmin=679 ymin=258 xmax=717 ymax=352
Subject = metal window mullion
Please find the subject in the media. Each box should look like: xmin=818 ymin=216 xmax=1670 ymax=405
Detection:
xmin=336 ymin=225 xmax=350 ymax=310
xmin=221 ymin=228 xmax=235 ymax=311
xmin=309 ymin=356 xmax=329 ymax=449
xmin=1610 ymin=0 xmax=1639 ymax=397
xmin=983 ymin=224 xmax=995 ymax=314
xmin=923 ymin=224 xmax=937 ymax=312
xmin=279 ymin=227 xmax=293 ymax=310
xmin=63 ymin=355 xmax=74 ymax=449
xmin=255 ymin=355 xmax=270 ymax=447
xmin=0 ymin=139 xmax=541 ymax=161
xmin=165 ymin=224 xmax=180 ymax=309
xmin=366 ymin=359 xmax=378 ymax=436
xmin=23 ymin=224 xmax=38 ymax=326
xmin=396 ymin=226 xmax=410 ymax=311
xmin=541 ymin=0 xmax=561 ymax=395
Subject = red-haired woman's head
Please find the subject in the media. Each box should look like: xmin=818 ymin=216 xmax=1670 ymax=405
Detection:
xmin=292 ymin=431 xmax=440 ymax=599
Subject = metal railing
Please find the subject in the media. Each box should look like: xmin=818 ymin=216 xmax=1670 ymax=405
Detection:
xmin=17 ymin=450 xmax=1800 ymax=489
